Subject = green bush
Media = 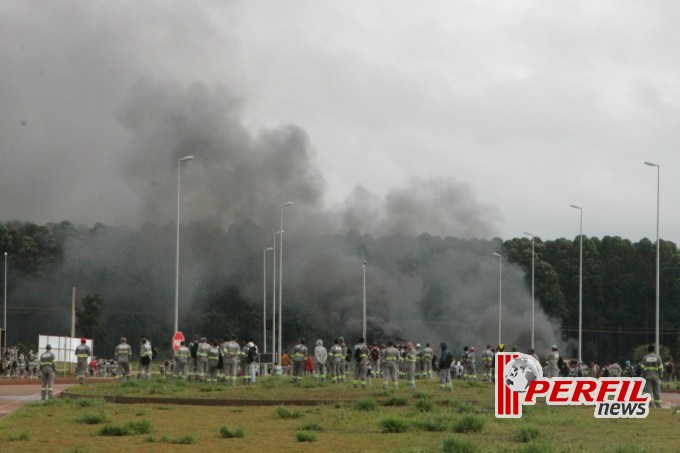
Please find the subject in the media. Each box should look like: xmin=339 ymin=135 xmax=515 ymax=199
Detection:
xmin=441 ymin=436 xmax=479 ymax=453
xmin=412 ymin=414 xmax=450 ymax=432
xmin=219 ymin=425 xmax=246 ymax=439
xmin=519 ymin=441 xmax=557 ymax=453
xmin=355 ymin=398 xmax=379 ymax=411
xmin=295 ymin=431 xmax=318 ymax=442
xmin=7 ymin=431 xmax=30 ymax=441
xmin=73 ymin=398 xmax=107 ymax=408
xmin=297 ymin=423 xmax=323 ymax=432
xmin=74 ymin=412 xmax=110 ymax=425
xmin=382 ymin=395 xmax=408 ymax=407
xmin=96 ymin=425 xmax=132 ymax=437
xmin=275 ymin=406 xmax=303 ymax=419
xmin=126 ymin=420 xmax=152 ymax=435
xmin=159 ymin=434 xmax=197 ymax=444
xmin=516 ymin=426 xmax=540 ymax=443
xmin=380 ymin=416 xmax=408 ymax=433
xmin=415 ymin=399 xmax=434 ymax=412
xmin=412 ymin=391 xmax=431 ymax=400
xmin=452 ymin=415 xmax=485 ymax=434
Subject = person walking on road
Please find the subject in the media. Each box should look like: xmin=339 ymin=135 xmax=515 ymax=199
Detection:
xmin=75 ymin=338 xmax=91 ymax=384
xmin=40 ymin=344 xmax=56 ymax=400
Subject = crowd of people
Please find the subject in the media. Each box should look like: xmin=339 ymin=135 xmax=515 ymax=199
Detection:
xmin=2 ymin=337 xmax=676 ymax=405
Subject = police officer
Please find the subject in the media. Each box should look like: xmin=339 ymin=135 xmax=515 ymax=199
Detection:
xmin=40 ymin=344 xmax=56 ymax=400
xmin=174 ymin=340 xmax=190 ymax=379
xmin=292 ymin=339 xmax=308 ymax=384
xmin=382 ymin=341 xmax=400 ymax=390
xmin=641 ymin=344 xmax=663 ymax=408
xmin=114 ymin=337 xmax=132 ymax=381
xmin=353 ymin=337 xmax=369 ymax=389
xmin=74 ymin=338 xmax=91 ymax=384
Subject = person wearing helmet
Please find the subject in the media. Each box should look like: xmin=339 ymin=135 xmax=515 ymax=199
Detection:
xmin=465 ymin=346 xmax=477 ymax=380
xmin=40 ymin=344 xmax=56 ymax=400
xmin=405 ymin=342 xmax=417 ymax=391
xmin=545 ymin=345 xmax=560 ymax=378
xmin=382 ymin=341 xmax=400 ymax=389
xmin=195 ymin=337 xmax=210 ymax=382
xmin=74 ymin=338 xmax=91 ymax=384
xmin=115 ymin=337 xmax=132 ymax=380
xmin=482 ymin=345 xmax=494 ymax=381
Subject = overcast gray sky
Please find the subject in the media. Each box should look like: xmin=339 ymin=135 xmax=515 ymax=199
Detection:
xmin=2 ymin=1 xmax=679 ymax=242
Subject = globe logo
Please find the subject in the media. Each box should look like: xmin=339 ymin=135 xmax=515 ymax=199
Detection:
xmin=504 ymin=354 xmax=543 ymax=393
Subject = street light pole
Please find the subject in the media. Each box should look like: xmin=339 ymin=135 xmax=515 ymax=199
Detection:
xmin=524 ymin=232 xmax=535 ymax=350
xmin=492 ymin=252 xmax=502 ymax=345
xmin=263 ymin=247 xmax=273 ymax=355
xmin=570 ymin=204 xmax=583 ymax=366
xmin=3 ymin=252 xmax=7 ymax=343
xmin=175 ymin=155 xmax=194 ymax=334
xmin=645 ymin=162 xmax=660 ymax=355
xmin=362 ymin=261 xmax=367 ymax=340
xmin=278 ymin=202 xmax=294 ymax=361
xmin=272 ymin=231 xmax=282 ymax=362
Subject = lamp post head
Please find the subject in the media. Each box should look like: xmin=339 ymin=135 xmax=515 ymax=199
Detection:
xmin=363 ymin=261 xmax=367 ymax=266
xmin=523 ymin=232 xmax=534 ymax=238
xmin=265 ymin=247 xmax=274 ymax=251
xmin=644 ymin=161 xmax=659 ymax=167
xmin=179 ymin=155 xmax=194 ymax=162
xmin=283 ymin=201 xmax=294 ymax=207
xmin=569 ymin=204 xmax=582 ymax=210
xmin=492 ymin=252 xmax=501 ymax=258
xmin=276 ymin=230 xmax=284 ymax=235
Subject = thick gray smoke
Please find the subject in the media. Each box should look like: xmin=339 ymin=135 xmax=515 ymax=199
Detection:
xmin=111 ymin=82 xmax=563 ymax=354
xmin=0 ymin=3 xmax=564 ymax=356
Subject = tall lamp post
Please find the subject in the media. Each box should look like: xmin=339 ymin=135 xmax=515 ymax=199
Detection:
xmin=3 ymin=252 xmax=7 ymax=344
xmin=362 ymin=261 xmax=367 ymax=340
xmin=174 ymin=155 xmax=194 ymax=334
xmin=570 ymin=204 xmax=583 ymax=366
xmin=272 ymin=230 xmax=283 ymax=362
xmin=492 ymin=252 xmax=502 ymax=345
xmin=645 ymin=161 xmax=660 ymax=355
xmin=523 ymin=232 xmax=535 ymax=350
xmin=263 ymin=247 xmax=274 ymax=354
xmin=278 ymin=202 xmax=294 ymax=361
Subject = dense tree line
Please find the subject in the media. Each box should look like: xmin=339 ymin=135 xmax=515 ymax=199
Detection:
xmin=0 ymin=220 xmax=677 ymax=363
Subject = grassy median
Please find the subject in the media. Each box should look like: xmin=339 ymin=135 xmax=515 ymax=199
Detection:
xmin=0 ymin=378 xmax=678 ymax=452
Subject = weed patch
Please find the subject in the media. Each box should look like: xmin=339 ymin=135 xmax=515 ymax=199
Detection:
xmin=441 ymin=436 xmax=479 ymax=453
xmin=295 ymin=431 xmax=318 ymax=442
xmin=219 ymin=425 xmax=245 ymax=438
xmin=382 ymin=395 xmax=408 ymax=407
xmin=297 ymin=422 xmax=323 ymax=432
xmin=379 ymin=416 xmax=408 ymax=433
xmin=7 ymin=431 xmax=30 ymax=441
xmin=452 ymin=415 xmax=485 ymax=433
xmin=159 ymin=434 xmax=197 ymax=444
xmin=355 ymin=398 xmax=379 ymax=411
xmin=74 ymin=412 xmax=110 ymax=425
xmin=275 ymin=406 xmax=303 ymax=419
xmin=414 ymin=399 xmax=434 ymax=412
xmin=515 ymin=426 xmax=540 ymax=443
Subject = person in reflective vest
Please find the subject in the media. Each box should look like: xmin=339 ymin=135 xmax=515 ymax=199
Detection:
xmin=114 ymin=337 xmax=132 ymax=381
xmin=353 ymin=337 xmax=369 ymax=389
xmin=292 ymin=339 xmax=308 ymax=384
xmin=328 ymin=339 xmax=343 ymax=383
xmin=223 ymin=335 xmax=241 ymax=386
xmin=74 ymin=338 xmax=91 ymax=384
xmin=421 ymin=343 xmax=434 ymax=379
xmin=641 ymin=344 xmax=663 ymax=408
xmin=40 ymin=344 xmax=56 ymax=400
xmin=382 ymin=341 xmax=400 ymax=389
xmin=174 ymin=340 xmax=190 ymax=379
xmin=482 ymin=345 xmax=494 ymax=381
xmin=405 ymin=342 xmax=417 ymax=391
xmin=207 ymin=340 xmax=220 ymax=383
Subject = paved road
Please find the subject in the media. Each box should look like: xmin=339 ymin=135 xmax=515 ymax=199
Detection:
xmin=0 ymin=383 xmax=75 ymax=419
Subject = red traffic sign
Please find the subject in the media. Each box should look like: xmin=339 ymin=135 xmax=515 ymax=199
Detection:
xmin=172 ymin=332 xmax=185 ymax=352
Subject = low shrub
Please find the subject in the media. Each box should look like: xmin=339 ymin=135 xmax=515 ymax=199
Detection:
xmin=379 ymin=416 xmax=408 ymax=433
xmin=275 ymin=406 xmax=303 ymax=419
xmin=452 ymin=415 xmax=485 ymax=434
xmin=219 ymin=425 xmax=245 ymax=439
xmin=382 ymin=395 xmax=408 ymax=407
xmin=355 ymin=398 xmax=379 ymax=411
xmin=295 ymin=431 xmax=318 ymax=442
xmin=74 ymin=412 xmax=110 ymax=425
xmin=516 ymin=426 xmax=540 ymax=443
xmin=441 ymin=436 xmax=479 ymax=453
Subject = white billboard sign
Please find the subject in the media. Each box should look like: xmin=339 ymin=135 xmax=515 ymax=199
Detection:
xmin=38 ymin=335 xmax=93 ymax=364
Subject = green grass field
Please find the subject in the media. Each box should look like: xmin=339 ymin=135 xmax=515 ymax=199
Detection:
xmin=1 ymin=377 xmax=678 ymax=452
